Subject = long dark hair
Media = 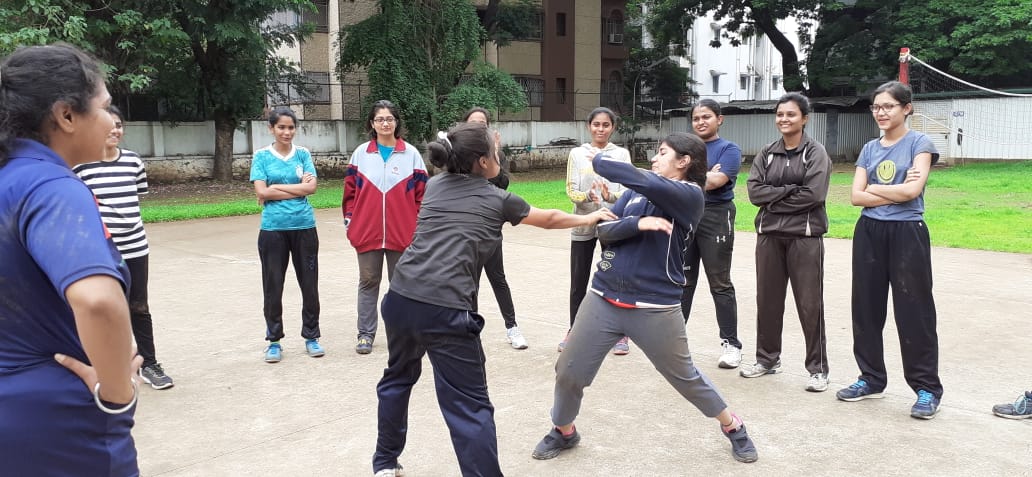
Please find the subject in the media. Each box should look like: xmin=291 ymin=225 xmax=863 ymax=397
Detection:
xmin=426 ymin=122 xmax=494 ymax=174
xmin=366 ymin=99 xmax=405 ymax=140
xmin=661 ymin=132 xmax=707 ymax=188
xmin=0 ymin=43 xmax=106 ymax=166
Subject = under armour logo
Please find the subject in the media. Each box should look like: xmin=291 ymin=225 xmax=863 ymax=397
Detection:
xmin=715 ymin=235 xmax=727 ymax=243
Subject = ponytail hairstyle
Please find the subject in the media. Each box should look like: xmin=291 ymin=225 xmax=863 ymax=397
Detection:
xmin=587 ymin=106 xmax=618 ymax=125
xmin=775 ymin=92 xmax=811 ymax=117
xmin=0 ymin=43 xmax=107 ymax=167
xmin=693 ymin=98 xmax=722 ymax=116
xmin=661 ymin=132 xmax=708 ymax=188
xmin=426 ymin=122 xmax=494 ymax=174
xmin=872 ymin=81 xmax=914 ymax=117
xmin=268 ymin=106 xmax=298 ymax=127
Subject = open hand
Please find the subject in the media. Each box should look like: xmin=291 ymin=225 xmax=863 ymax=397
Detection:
xmin=589 ymin=208 xmax=618 ymax=223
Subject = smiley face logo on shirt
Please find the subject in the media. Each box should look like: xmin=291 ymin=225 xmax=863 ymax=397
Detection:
xmin=876 ymin=160 xmax=896 ymax=184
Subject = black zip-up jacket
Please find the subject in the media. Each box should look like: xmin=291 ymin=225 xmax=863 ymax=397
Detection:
xmin=746 ymin=133 xmax=832 ymax=237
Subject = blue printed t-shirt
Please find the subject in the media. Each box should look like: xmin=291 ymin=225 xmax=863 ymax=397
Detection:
xmin=250 ymin=144 xmax=317 ymax=231
xmin=0 ymin=139 xmax=137 ymax=475
xmin=378 ymin=143 xmax=395 ymax=162
xmin=704 ymin=137 xmax=742 ymax=204
xmin=856 ymin=130 xmax=938 ymax=221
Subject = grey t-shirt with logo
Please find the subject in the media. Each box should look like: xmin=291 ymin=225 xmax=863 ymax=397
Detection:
xmin=856 ymin=130 xmax=938 ymax=222
xmin=390 ymin=172 xmax=531 ymax=311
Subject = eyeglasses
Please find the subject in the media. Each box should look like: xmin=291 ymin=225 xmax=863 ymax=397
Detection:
xmin=373 ymin=117 xmax=396 ymax=125
xmin=869 ymin=103 xmax=902 ymax=113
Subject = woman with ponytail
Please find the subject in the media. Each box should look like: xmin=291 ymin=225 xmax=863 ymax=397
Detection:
xmin=373 ymin=122 xmax=615 ymax=477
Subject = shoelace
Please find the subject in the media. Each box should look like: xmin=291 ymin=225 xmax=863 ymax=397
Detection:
xmin=850 ymin=380 xmax=867 ymax=390
xmin=916 ymin=391 xmax=934 ymax=405
xmin=1015 ymin=394 xmax=1031 ymax=413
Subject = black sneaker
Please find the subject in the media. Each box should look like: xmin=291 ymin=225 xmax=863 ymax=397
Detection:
xmin=721 ymin=422 xmax=758 ymax=463
xmin=139 ymin=363 xmax=174 ymax=390
xmin=531 ymin=427 xmax=580 ymax=460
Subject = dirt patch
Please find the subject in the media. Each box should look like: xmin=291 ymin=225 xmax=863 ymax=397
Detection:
xmin=143 ymin=180 xmax=256 ymax=206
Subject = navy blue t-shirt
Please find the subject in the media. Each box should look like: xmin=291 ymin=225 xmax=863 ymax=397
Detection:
xmin=0 ymin=139 xmax=137 ymax=475
xmin=704 ymin=137 xmax=742 ymax=204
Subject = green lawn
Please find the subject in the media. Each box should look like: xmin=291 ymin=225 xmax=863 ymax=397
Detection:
xmin=141 ymin=161 xmax=1032 ymax=254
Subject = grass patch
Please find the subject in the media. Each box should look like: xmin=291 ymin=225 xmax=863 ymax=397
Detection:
xmin=141 ymin=162 xmax=1032 ymax=254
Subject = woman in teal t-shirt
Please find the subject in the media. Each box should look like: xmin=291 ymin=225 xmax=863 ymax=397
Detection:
xmin=250 ymin=107 xmax=323 ymax=363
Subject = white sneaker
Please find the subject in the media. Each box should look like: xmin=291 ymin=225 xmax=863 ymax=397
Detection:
xmin=806 ymin=373 xmax=830 ymax=392
xmin=374 ymin=464 xmax=404 ymax=477
xmin=717 ymin=340 xmax=742 ymax=369
xmin=506 ymin=326 xmax=529 ymax=350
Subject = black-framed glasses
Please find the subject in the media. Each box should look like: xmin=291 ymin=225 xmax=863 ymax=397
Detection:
xmin=869 ymin=103 xmax=902 ymax=113
xmin=373 ymin=117 xmax=396 ymax=125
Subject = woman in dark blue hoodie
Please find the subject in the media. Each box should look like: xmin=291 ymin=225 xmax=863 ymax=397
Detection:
xmin=532 ymin=132 xmax=758 ymax=465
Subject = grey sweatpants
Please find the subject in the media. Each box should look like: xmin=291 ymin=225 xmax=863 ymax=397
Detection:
xmin=551 ymin=293 xmax=728 ymax=426
xmin=356 ymin=249 xmax=402 ymax=339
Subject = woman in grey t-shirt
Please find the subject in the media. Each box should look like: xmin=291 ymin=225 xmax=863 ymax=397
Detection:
xmin=372 ymin=122 xmax=614 ymax=477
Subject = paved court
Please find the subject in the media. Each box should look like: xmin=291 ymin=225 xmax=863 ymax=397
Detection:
xmin=133 ymin=209 xmax=1032 ymax=476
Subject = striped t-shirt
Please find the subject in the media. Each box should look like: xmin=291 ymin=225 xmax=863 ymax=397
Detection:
xmin=73 ymin=149 xmax=150 ymax=259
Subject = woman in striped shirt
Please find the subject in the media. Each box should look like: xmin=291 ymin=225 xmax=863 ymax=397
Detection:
xmin=74 ymin=105 xmax=174 ymax=390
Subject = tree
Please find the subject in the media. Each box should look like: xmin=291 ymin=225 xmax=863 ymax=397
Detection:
xmin=337 ymin=0 xmax=526 ymax=143
xmin=638 ymin=0 xmax=820 ymax=93
xmin=1 ymin=0 xmax=314 ymax=181
xmin=805 ymin=0 xmax=1032 ymax=95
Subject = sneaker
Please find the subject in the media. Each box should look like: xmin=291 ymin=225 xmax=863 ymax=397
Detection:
xmin=506 ymin=326 xmax=529 ymax=350
xmin=557 ymin=331 xmax=570 ymax=352
xmin=805 ymin=373 xmax=829 ymax=392
xmin=264 ymin=342 xmax=282 ymax=363
xmin=139 ymin=363 xmax=174 ymax=390
xmin=305 ymin=338 xmax=326 ymax=357
xmin=720 ymin=416 xmax=758 ymax=463
xmin=373 ymin=463 xmax=404 ymax=477
xmin=992 ymin=391 xmax=1032 ymax=420
xmin=356 ymin=335 xmax=373 ymax=355
xmin=531 ymin=427 xmax=581 ymax=460
xmin=739 ymin=361 xmax=780 ymax=378
xmin=612 ymin=336 xmax=630 ymax=355
xmin=835 ymin=379 xmax=884 ymax=401
xmin=910 ymin=390 xmax=940 ymax=419
xmin=717 ymin=340 xmax=742 ymax=369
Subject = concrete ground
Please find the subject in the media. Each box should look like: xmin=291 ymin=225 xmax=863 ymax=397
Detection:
xmin=134 ymin=209 xmax=1032 ymax=476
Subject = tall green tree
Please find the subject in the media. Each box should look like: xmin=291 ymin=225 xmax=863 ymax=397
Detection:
xmin=638 ymin=0 xmax=821 ymax=92
xmin=337 ymin=0 xmax=526 ymax=143
xmin=1 ymin=0 xmax=314 ymax=181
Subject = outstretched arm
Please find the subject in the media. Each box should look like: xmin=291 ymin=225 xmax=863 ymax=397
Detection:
xmin=520 ymin=207 xmax=616 ymax=229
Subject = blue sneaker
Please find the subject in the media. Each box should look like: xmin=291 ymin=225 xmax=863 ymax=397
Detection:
xmin=264 ymin=342 xmax=282 ymax=363
xmin=836 ymin=379 xmax=884 ymax=401
xmin=992 ymin=391 xmax=1032 ymax=420
xmin=911 ymin=390 xmax=940 ymax=419
xmin=305 ymin=339 xmax=325 ymax=358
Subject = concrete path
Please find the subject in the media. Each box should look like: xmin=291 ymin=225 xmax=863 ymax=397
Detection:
xmin=134 ymin=209 xmax=1032 ymax=476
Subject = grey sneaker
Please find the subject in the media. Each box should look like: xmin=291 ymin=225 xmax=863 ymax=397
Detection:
xmin=356 ymin=335 xmax=373 ymax=355
xmin=739 ymin=361 xmax=781 ymax=378
xmin=139 ymin=363 xmax=174 ymax=390
xmin=805 ymin=373 xmax=829 ymax=392
xmin=718 ymin=340 xmax=742 ymax=369
xmin=506 ymin=326 xmax=529 ymax=350
xmin=531 ymin=427 xmax=580 ymax=460
xmin=721 ymin=419 xmax=758 ymax=463
xmin=992 ymin=391 xmax=1032 ymax=420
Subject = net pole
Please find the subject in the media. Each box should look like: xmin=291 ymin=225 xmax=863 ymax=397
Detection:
xmin=899 ymin=47 xmax=910 ymax=85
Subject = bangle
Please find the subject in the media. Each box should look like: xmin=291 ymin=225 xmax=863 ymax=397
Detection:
xmin=93 ymin=380 xmax=139 ymax=415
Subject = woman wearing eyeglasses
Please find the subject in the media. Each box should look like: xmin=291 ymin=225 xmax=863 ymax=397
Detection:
xmin=836 ymin=81 xmax=944 ymax=420
xmin=742 ymin=93 xmax=832 ymax=393
xmin=343 ymin=100 xmax=428 ymax=355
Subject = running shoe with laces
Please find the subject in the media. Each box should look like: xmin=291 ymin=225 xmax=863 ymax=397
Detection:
xmin=531 ymin=427 xmax=580 ymax=460
xmin=305 ymin=338 xmax=326 ymax=357
xmin=739 ymin=361 xmax=780 ymax=378
xmin=910 ymin=390 xmax=940 ymax=419
xmin=264 ymin=342 xmax=282 ymax=363
xmin=992 ymin=391 xmax=1032 ymax=420
xmin=139 ymin=363 xmax=174 ymax=390
xmin=805 ymin=373 xmax=829 ymax=392
xmin=835 ymin=379 xmax=884 ymax=401
xmin=506 ymin=326 xmax=529 ymax=350
xmin=356 ymin=335 xmax=373 ymax=355
xmin=720 ymin=415 xmax=758 ymax=463
xmin=373 ymin=463 xmax=404 ymax=477
xmin=611 ymin=336 xmax=630 ymax=355
xmin=717 ymin=340 xmax=742 ymax=369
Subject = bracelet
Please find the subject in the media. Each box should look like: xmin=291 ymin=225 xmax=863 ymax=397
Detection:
xmin=93 ymin=380 xmax=139 ymax=415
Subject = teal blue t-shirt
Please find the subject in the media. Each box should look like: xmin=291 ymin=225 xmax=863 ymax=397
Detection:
xmin=377 ymin=143 xmax=394 ymax=162
xmin=250 ymin=144 xmax=317 ymax=231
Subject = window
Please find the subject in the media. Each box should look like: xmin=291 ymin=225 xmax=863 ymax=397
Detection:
xmin=711 ymin=74 xmax=720 ymax=94
xmin=739 ymin=74 xmax=749 ymax=90
xmin=556 ymin=13 xmax=566 ymax=36
xmin=556 ymin=78 xmax=567 ymax=104
xmin=601 ymin=71 xmax=622 ymax=108
xmin=514 ymin=76 xmax=544 ymax=106
xmin=266 ymin=10 xmax=298 ymax=29
xmin=772 ymin=75 xmax=781 ymax=90
xmin=302 ymin=0 xmax=329 ymax=33
xmin=304 ymin=71 xmax=331 ymax=104
xmin=605 ymin=10 xmax=624 ymax=44
xmin=710 ymin=22 xmax=721 ymax=42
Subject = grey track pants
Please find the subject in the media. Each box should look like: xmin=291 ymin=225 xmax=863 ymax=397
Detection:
xmin=550 ymin=293 xmax=728 ymax=426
